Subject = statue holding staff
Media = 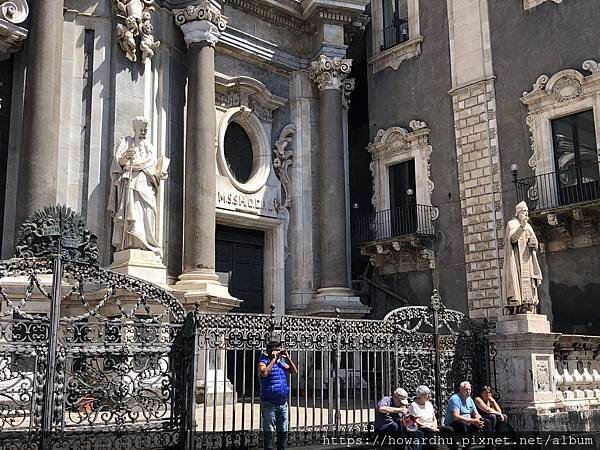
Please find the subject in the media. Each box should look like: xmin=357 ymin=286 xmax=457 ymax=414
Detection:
xmin=502 ymin=201 xmax=543 ymax=315
xmin=108 ymin=116 xmax=168 ymax=257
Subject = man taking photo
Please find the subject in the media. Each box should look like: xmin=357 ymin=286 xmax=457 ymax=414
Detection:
xmin=258 ymin=341 xmax=298 ymax=450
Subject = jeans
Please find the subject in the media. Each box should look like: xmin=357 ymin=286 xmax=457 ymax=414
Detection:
xmin=261 ymin=401 xmax=288 ymax=450
xmin=375 ymin=422 xmax=424 ymax=450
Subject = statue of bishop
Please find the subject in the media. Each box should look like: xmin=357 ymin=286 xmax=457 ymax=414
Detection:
xmin=502 ymin=201 xmax=543 ymax=314
xmin=108 ymin=116 xmax=168 ymax=257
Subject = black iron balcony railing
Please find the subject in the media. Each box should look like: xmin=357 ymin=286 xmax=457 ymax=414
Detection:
xmin=381 ymin=18 xmax=409 ymax=51
xmin=515 ymin=163 xmax=600 ymax=212
xmin=353 ymin=203 xmax=435 ymax=245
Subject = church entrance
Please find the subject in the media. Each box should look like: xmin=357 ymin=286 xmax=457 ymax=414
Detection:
xmin=216 ymin=224 xmax=265 ymax=313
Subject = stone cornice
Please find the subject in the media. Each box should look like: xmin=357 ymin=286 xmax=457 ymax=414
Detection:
xmin=223 ymin=0 xmax=368 ymax=33
xmin=308 ymin=55 xmax=352 ymax=91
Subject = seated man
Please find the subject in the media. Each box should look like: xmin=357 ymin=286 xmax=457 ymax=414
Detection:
xmin=474 ymin=386 xmax=508 ymax=434
xmin=375 ymin=388 xmax=424 ymax=450
xmin=444 ymin=381 xmax=491 ymax=436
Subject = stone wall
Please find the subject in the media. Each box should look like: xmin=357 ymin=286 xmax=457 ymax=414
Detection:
xmin=450 ymin=79 xmax=504 ymax=319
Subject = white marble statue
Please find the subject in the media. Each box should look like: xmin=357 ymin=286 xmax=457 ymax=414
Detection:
xmin=502 ymin=201 xmax=543 ymax=314
xmin=108 ymin=117 xmax=168 ymax=256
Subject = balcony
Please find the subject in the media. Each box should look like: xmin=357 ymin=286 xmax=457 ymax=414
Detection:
xmin=515 ymin=163 xmax=600 ymax=212
xmin=353 ymin=204 xmax=436 ymax=274
xmin=381 ymin=18 xmax=409 ymax=51
xmin=514 ymin=163 xmax=600 ymax=252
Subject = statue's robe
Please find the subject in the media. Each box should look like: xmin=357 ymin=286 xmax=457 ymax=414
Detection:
xmin=108 ymin=136 xmax=162 ymax=256
xmin=502 ymin=218 xmax=543 ymax=309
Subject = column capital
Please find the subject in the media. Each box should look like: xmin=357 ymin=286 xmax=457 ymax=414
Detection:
xmin=173 ymin=1 xmax=228 ymax=47
xmin=308 ymin=55 xmax=352 ymax=91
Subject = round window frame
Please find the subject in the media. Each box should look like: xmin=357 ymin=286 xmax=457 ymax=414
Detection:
xmin=217 ymin=107 xmax=270 ymax=194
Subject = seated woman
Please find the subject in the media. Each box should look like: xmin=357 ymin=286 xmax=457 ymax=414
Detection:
xmin=474 ymin=385 xmax=508 ymax=434
xmin=409 ymin=386 xmax=453 ymax=449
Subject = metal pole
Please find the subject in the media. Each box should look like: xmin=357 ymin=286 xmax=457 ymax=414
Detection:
xmin=334 ymin=309 xmax=341 ymax=437
xmin=41 ymin=216 xmax=64 ymax=448
xmin=186 ymin=311 xmax=199 ymax=450
xmin=431 ymin=290 xmax=443 ymax=426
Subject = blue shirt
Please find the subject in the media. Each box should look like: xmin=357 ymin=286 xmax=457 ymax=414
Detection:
xmin=444 ymin=393 xmax=478 ymax=426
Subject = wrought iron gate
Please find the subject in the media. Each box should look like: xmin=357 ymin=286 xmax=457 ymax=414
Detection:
xmin=0 ymin=206 xmax=496 ymax=449
xmin=0 ymin=206 xmax=189 ymax=449
xmin=186 ymin=292 xmax=496 ymax=449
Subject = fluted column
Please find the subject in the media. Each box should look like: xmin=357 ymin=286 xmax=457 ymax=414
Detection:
xmin=16 ymin=1 xmax=64 ymax=228
xmin=309 ymin=55 xmax=356 ymax=299
xmin=173 ymin=2 xmax=238 ymax=309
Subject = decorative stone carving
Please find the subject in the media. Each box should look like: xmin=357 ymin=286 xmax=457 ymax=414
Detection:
xmin=582 ymin=60 xmax=600 ymax=74
xmin=551 ymin=76 xmax=582 ymax=102
xmin=341 ymin=78 xmax=356 ymax=109
xmin=108 ymin=117 xmax=169 ymax=257
xmin=0 ymin=0 xmax=28 ymax=61
xmin=0 ymin=0 xmax=28 ymax=24
xmin=273 ymin=124 xmax=296 ymax=209
xmin=502 ymin=202 xmax=543 ymax=315
xmin=361 ymin=237 xmax=435 ymax=274
xmin=535 ymin=359 xmax=550 ymax=392
xmin=114 ymin=0 xmax=160 ymax=64
xmin=366 ymin=122 xmax=438 ymax=220
xmin=308 ymin=55 xmax=352 ymax=91
xmin=546 ymin=213 xmax=558 ymax=226
xmin=521 ymin=63 xmax=600 ymax=179
xmin=368 ymin=161 xmax=376 ymax=208
xmin=522 ymin=0 xmax=562 ymax=11
xmin=173 ymin=1 xmax=227 ymax=47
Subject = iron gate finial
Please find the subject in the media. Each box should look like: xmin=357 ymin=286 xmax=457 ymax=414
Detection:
xmin=15 ymin=205 xmax=99 ymax=263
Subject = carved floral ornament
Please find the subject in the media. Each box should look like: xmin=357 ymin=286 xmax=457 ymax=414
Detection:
xmin=114 ymin=0 xmax=160 ymax=64
xmin=309 ymin=55 xmax=352 ymax=91
xmin=521 ymin=60 xmax=600 ymax=176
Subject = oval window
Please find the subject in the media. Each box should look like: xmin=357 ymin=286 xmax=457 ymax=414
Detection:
xmin=224 ymin=122 xmax=253 ymax=184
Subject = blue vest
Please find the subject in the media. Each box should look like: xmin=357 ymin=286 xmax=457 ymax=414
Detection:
xmin=259 ymin=354 xmax=289 ymax=405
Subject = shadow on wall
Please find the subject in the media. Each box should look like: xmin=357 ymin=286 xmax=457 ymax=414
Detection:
xmin=550 ymin=282 xmax=600 ymax=336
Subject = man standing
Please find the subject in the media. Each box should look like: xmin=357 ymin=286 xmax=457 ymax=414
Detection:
xmin=258 ymin=341 xmax=298 ymax=450
xmin=444 ymin=381 xmax=490 ymax=436
xmin=502 ymin=201 xmax=543 ymax=315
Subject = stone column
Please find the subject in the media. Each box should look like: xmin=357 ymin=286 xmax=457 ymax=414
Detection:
xmin=16 ymin=1 xmax=64 ymax=228
xmin=173 ymin=3 xmax=238 ymax=310
xmin=308 ymin=55 xmax=368 ymax=317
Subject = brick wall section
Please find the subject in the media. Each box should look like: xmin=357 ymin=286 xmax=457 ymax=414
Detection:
xmin=451 ymin=79 xmax=504 ymax=319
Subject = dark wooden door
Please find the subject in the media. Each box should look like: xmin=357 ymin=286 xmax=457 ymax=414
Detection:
xmin=216 ymin=225 xmax=264 ymax=313
xmin=388 ymin=160 xmax=417 ymax=236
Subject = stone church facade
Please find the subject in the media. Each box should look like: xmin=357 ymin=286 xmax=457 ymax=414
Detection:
xmin=0 ymin=0 xmax=598 ymax=334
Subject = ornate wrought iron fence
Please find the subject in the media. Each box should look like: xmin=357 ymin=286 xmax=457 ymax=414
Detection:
xmin=0 ymin=206 xmax=496 ymax=449
xmin=185 ymin=291 xmax=496 ymax=449
xmin=0 ymin=206 xmax=189 ymax=449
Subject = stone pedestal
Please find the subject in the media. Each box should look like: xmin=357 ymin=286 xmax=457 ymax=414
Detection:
xmin=307 ymin=288 xmax=370 ymax=318
xmin=489 ymin=314 xmax=561 ymax=431
xmin=174 ymin=273 xmax=241 ymax=313
xmin=110 ymin=250 xmax=167 ymax=286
